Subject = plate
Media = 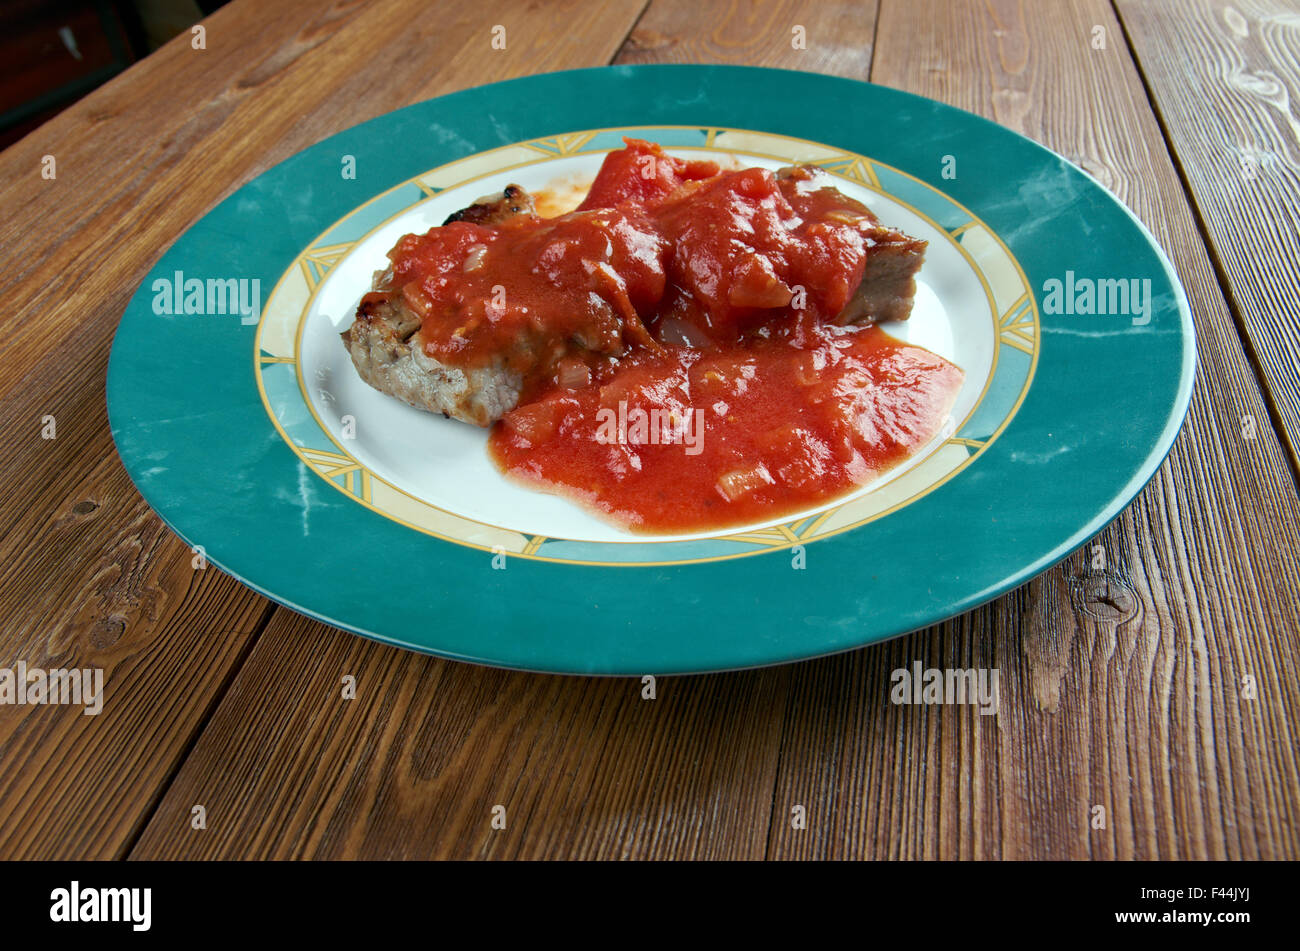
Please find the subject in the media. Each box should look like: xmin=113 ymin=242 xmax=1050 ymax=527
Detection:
xmin=107 ymin=65 xmax=1195 ymax=674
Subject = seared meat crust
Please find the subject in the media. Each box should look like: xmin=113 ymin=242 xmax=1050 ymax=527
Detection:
xmin=778 ymin=164 xmax=925 ymax=325
xmin=836 ymin=231 xmax=927 ymax=325
xmin=341 ymin=169 xmax=927 ymax=427
xmin=442 ymin=185 xmax=536 ymax=226
xmin=340 ymin=185 xmax=537 ymax=427
xmin=340 ymin=294 xmax=522 ymax=427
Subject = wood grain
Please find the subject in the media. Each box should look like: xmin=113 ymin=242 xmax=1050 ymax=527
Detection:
xmin=129 ymin=614 xmax=791 ymax=859
xmin=1117 ymin=0 xmax=1300 ymax=476
xmin=5 ymin=0 xmax=1298 ymax=861
xmin=127 ymin=0 xmax=881 ymax=861
xmin=0 ymin=0 xmax=647 ymax=401
xmin=619 ymin=0 xmax=878 ymax=77
xmin=0 ymin=170 xmax=277 ymax=858
xmin=0 ymin=0 xmax=646 ymax=859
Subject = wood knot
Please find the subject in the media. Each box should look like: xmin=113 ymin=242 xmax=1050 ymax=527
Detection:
xmin=626 ymin=29 xmax=674 ymax=52
xmin=89 ymin=615 xmax=126 ymax=649
xmin=72 ymin=500 xmax=98 ymax=515
xmin=1068 ymin=570 xmax=1138 ymax=623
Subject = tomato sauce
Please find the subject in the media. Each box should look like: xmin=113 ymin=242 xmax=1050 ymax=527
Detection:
xmin=489 ymin=316 xmax=963 ymax=532
xmin=374 ymin=207 xmax=668 ymax=384
xmin=386 ymin=139 xmax=963 ymax=534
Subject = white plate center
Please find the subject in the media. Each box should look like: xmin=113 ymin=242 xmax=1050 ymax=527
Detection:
xmin=299 ymin=150 xmax=996 ymax=543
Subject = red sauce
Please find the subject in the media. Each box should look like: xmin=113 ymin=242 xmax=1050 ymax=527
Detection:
xmin=489 ymin=315 xmax=963 ymax=532
xmin=577 ymin=141 xmax=721 ymax=210
xmin=375 ymin=207 xmax=668 ymax=380
xmin=385 ymin=139 xmax=963 ymax=534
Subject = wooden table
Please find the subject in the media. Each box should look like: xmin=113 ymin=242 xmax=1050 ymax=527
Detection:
xmin=1 ymin=0 xmax=1296 ymax=861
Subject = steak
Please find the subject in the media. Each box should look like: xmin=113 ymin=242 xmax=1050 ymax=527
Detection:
xmin=441 ymin=184 xmax=536 ymax=227
xmin=341 ymin=293 xmax=522 ymax=426
xmin=340 ymin=186 xmax=537 ymax=426
xmin=776 ymin=164 xmax=925 ymax=326
xmin=835 ymin=229 xmax=927 ymax=325
xmin=340 ymin=146 xmax=928 ymax=428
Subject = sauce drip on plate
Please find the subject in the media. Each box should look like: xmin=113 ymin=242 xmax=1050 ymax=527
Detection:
xmin=489 ymin=314 xmax=963 ymax=533
xmin=389 ymin=139 xmax=964 ymax=533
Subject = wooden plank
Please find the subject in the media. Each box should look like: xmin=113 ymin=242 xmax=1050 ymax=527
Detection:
xmin=128 ymin=0 xmax=881 ymax=860
xmin=0 ymin=299 xmax=275 ymax=858
xmin=0 ymin=0 xmax=646 ymax=859
xmin=129 ymin=614 xmax=790 ymax=859
xmin=1117 ymin=0 xmax=1300 ymax=474
xmin=0 ymin=470 xmax=272 ymax=860
xmin=619 ymin=0 xmax=878 ymax=76
xmin=762 ymin=0 xmax=1300 ymax=859
xmin=0 ymin=0 xmax=648 ymax=401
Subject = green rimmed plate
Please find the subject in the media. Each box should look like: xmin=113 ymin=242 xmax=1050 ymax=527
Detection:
xmin=107 ymin=65 xmax=1194 ymax=674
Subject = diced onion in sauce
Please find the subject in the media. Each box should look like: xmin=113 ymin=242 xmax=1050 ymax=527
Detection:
xmin=727 ymin=254 xmax=794 ymax=309
xmin=463 ymin=244 xmax=489 ymax=272
xmin=715 ymin=464 xmax=775 ymax=502
xmin=557 ymin=356 xmax=592 ymax=390
xmin=504 ymin=403 xmax=558 ymax=445
xmin=401 ymin=281 xmax=434 ymax=317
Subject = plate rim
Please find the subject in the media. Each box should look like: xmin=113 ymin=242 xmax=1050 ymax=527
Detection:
xmin=257 ymin=125 xmax=1038 ymax=565
xmin=106 ymin=63 xmax=1197 ymax=674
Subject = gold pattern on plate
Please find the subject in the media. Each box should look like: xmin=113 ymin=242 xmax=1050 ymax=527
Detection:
xmin=254 ymin=126 xmax=1040 ymax=566
xmin=1000 ymin=295 xmax=1036 ymax=355
xmin=813 ymin=155 xmax=881 ymax=190
xmin=522 ymin=131 xmax=598 ymax=156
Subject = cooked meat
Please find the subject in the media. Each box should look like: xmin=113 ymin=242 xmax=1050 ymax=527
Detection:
xmin=341 ymin=186 xmax=540 ymax=426
xmin=341 ymin=183 xmax=660 ymax=427
xmin=341 ymin=293 xmax=522 ymax=427
xmin=442 ymin=185 xmax=536 ymax=226
xmin=778 ymin=164 xmax=924 ymax=325
xmin=835 ymin=230 xmax=927 ymax=324
xmin=341 ymin=142 xmax=928 ymax=428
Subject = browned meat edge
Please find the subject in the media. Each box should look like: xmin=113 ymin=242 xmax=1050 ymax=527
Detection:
xmin=341 ymin=175 xmax=926 ymax=426
xmin=339 ymin=187 xmax=537 ymax=427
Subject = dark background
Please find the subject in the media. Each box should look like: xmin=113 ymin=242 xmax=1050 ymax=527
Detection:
xmin=0 ymin=0 xmax=226 ymax=149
